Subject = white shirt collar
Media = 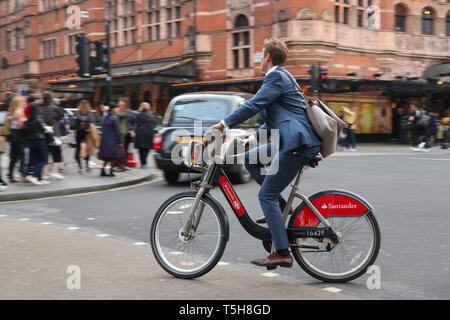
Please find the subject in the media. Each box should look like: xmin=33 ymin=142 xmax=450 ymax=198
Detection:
xmin=265 ymin=65 xmax=278 ymax=77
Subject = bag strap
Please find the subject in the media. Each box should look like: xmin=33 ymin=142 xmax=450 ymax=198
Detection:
xmin=279 ymin=69 xmax=313 ymax=106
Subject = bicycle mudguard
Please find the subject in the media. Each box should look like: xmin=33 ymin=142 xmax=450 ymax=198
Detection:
xmin=202 ymin=192 xmax=231 ymax=242
xmin=288 ymin=190 xmax=373 ymax=228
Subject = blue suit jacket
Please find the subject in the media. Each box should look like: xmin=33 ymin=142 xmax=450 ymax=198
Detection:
xmin=223 ymin=66 xmax=321 ymax=154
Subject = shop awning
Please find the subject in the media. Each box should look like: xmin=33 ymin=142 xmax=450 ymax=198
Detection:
xmin=49 ymin=58 xmax=196 ymax=93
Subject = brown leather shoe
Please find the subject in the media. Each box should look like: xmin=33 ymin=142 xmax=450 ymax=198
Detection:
xmin=250 ymin=252 xmax=293 ymax=269
xmin=256 ymin=199 xmax=293 ymax=224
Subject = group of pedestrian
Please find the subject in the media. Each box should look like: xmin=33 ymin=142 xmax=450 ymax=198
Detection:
xmin=396 ymin=103 xmax=448 ymax=152
xmin=0 ymin=93 xmax=156 ymax=191
xmin=0 ymin=92 xmax=65 ymax=187
xmin=97 ymin=97 xmax=156 ymax=176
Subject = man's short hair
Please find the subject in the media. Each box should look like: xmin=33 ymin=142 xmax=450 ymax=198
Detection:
xmin=263 ymin=38 xmax=288 ymax=66
xmin=118 ymin=97 xmax=129 ymax=105
xmin=42 ymin=91 xmax=53 ymax=105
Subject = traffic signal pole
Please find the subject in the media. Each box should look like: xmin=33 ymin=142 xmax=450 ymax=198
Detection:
xmin=106 ymin=24 xmax=112 ymax=105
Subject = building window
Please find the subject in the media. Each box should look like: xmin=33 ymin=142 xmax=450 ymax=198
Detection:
xmin=343 ymin=7 xmax=349 ymax=24
xmin=42 ymin=38 xmax=57 ymax=59
xmin=395 ymin=4 xmax=406 ymax=32
xmin=108 ymin=0 xmax=119 ymax=47
xmin=67 ymin=34 xmax=79 ymax=55
xmin=122 ymin=1 xmax=137 ymax=45
xmin=165 ymin=3 xmax=182 ymax=39
xmin=231 ymin=14 xmax=251 ymax=70
xmin=422 ymin=7 xmax=434 ymax=35
xmin=41 ymin=0 xmax=57 ymax=11
xmin=357 ymin=10 xmax=364 ymax=27
xmin=335 ymin=0 xmax=350 ymax=25
xmin=8 ymin=0 xmax=14 ymax=13
xmin=146 ymin=4 xmax=161 ymax=41
xmin=7 ymin=30 xmax=14 ymax=51
xmin=148 ymin=0 xmax=160 ymax=8
xmin=15 ymin=28 xmax=23 ymax=50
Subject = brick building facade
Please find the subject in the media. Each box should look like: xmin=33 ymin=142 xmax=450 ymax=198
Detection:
xmin=1 ymin=0 xmax=449 ymax=136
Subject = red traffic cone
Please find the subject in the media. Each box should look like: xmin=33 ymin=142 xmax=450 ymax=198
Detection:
xmin=127 ymin=152 xmax=138 ymax=168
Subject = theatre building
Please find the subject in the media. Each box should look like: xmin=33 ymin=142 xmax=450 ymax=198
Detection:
xmin=1 ymin=0 xmax=449 ymax=140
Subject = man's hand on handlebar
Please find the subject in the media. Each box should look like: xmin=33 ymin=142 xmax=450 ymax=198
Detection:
xmin=210 ymin=121 xmax=225 ymax=133
xmin=242 ymin=138 xmax=251 ymax=150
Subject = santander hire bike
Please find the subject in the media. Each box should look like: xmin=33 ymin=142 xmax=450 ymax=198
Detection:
xmin=150 ymin=131 xmax=381 ymax=283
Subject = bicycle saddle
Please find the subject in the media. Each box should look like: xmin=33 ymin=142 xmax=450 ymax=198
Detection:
xmin=308 ymin=153 xmax=323 ymax=168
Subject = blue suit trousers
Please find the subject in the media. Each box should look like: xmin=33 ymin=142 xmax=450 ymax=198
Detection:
xmin=244 ymin=143 xmax=320 ymax=251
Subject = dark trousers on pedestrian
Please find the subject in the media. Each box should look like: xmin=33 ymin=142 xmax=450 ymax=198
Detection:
xmin=74 ymin=131 xmax=89 ymax=169
xmin=8 ymin=130 xmax=25 ymax=179
xmin=399 ymin=129 xmax=409 ymax=144
xmin=124 ymin=132 xmax=133 ymax=155
xmin=345 ymin=129 xmax=356 ymax=149
xmin=244 ymin=142 xmax=320 ymax=252
xmin=138 ymin=148 xmax=150 ymax=166
xmin=28 ymin=139 xmax=48 ymax=181
xmin=417 ymin=127 xmax=430 ymax=148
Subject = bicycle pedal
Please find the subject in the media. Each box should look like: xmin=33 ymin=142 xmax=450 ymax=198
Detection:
xmin=266 ymin=266 xmax=277 ymax=271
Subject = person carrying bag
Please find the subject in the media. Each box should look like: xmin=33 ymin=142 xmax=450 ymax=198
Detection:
xmin=280 ymin=70 xmax=346 ymax=158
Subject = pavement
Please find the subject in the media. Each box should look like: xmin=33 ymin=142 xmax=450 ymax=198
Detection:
xmin=0 ymin=148 xmax=156 ymax=202
xmin=0 ymin=217 xmax=356 ymax=300
xmin=0 ymin=142 xmax=448 ymax=300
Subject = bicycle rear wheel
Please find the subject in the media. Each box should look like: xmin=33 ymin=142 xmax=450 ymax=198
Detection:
xmin=150 ymin=191 xmax=228 ymax=279
xmin=289 ymin=191 xmax=381 ymax=283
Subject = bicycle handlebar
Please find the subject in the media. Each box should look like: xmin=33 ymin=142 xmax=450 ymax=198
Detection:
xmin=184 ymin=128 xmax=246 ymax=169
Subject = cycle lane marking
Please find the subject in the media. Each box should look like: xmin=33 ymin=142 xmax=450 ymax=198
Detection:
xmin=261 ymin=272 xmax=279 ymax=277
xmin=322 ymin=287 xmax=343 ymax=293
xmin=408 ymin=157 xmax=450 ymax=161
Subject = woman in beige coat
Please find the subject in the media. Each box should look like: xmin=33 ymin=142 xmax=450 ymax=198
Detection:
xmin=73 ymin=100 xmax=99 ymax=173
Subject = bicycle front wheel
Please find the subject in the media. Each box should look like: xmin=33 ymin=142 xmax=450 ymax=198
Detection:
xmin=150 ymin=192 xmax=228 ymax=279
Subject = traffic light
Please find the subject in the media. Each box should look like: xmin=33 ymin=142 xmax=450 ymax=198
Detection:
xmin=318 ymin=66 xmax=328 ymax=92
xmin=306 ymin=65 xmax=319 ymax=93
xmin=92 ymin=40 xmax=109 ymax=75
xmin=75 ymin=35 xmax=91 ymax=78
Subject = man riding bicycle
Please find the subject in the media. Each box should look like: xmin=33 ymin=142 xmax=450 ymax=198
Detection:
xmin=211 ymin=38 xmax=321 ymax=269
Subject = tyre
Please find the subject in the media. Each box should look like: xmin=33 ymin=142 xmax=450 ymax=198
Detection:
xmin=228 ymin=164 xmax=251 ymax=184
xmin=163 ymin=171 xmax=180 ymax=184
xmin=289 ymin=191 xmax=381 ymax=283
xmin=150 ymin=191 xmax=228 ymax=279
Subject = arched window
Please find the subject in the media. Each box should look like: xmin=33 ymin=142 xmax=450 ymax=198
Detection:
xmin=234 ymin=14 xmax=249 ymax=29
xmin=231 ymin=15 xmax=251 ymax=69
xmin=446 ymin=11 xmax=450 ymax=37
xmin=422 ymin=7 xmax=434 ymax=35
xmin=395 ymin=4 xmax=407 ymax=32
